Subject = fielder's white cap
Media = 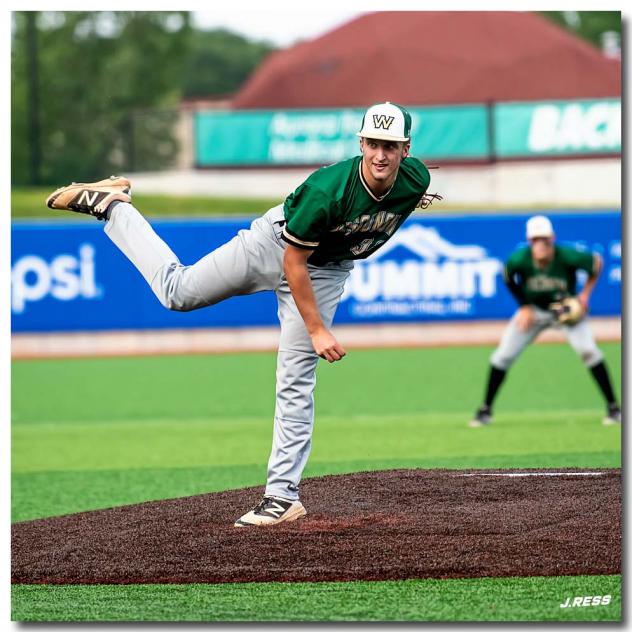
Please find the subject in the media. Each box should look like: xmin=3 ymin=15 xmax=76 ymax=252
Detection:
xmin=357 ymin=102 xmax=412 ymax=142
xmin=526 ymin=215 xmax=554 ymax=240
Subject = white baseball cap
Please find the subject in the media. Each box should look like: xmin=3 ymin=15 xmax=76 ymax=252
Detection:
xmin=357 ymin=102 xmax=411 ymax=142
xmin=526 ymin=215 xmax=554 ymax=240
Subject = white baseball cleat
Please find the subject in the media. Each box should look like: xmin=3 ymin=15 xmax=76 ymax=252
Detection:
xmin=469 ymin=405 xmax=493 ymax=428
xmin=234 ymin=496 xmax=307 ymax=527
xmin=46 ymin=175 xmax=131 ymax=221
xmin=602 ymin=404 xmax=621 ymax=426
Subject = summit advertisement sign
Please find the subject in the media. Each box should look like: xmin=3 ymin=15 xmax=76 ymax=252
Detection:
xmin=339 ymin=224 xmax=503 ymax=319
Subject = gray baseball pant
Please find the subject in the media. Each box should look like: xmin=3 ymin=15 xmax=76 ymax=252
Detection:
xmin=490 ymin=305 xmax=604 ymax=370
xmin=104 ymin=202 xmax=352 ymax=500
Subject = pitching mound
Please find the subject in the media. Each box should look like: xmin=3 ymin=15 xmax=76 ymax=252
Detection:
xmin=12 ymin=468 xmax=620 ymax=585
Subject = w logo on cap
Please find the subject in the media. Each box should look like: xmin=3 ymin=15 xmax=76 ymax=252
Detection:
xmin=372 ymin=114 xmax=395 ymax=130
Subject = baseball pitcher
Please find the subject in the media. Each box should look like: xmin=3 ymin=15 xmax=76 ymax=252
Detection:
xmin=46 ymin=102 xmax=437 ymax=527
xmin=470 ymin=215 xmax=621 ymax=428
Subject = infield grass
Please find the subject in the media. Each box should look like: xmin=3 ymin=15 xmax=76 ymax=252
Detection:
xmin=11 ymin=342 xmax=621 ymax=621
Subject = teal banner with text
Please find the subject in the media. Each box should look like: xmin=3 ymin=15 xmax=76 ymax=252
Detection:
xmin=194 ymin=100 xmax=621 ymax=166
xmin=494 ymin=99 xmax=620 ymax=157
xmin=194 ymin=105 xmax=489 ymax=166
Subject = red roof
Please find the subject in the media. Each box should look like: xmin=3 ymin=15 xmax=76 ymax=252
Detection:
xmin=232 ymin=11 xmax=621 ymax=109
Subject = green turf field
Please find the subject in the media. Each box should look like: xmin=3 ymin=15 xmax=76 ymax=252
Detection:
xmin=11 ymin=343 xmax=621 ymax=621
xmin=11 ymin=575 xmax=621 ymax=622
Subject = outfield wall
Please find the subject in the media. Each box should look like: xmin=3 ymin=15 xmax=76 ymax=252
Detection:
xmin=11 ymin=211 xmax=621 ymax=334
xmin=129 ymin=158 xmax=621 ymax=208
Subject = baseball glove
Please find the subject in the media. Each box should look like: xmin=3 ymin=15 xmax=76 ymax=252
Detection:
xmin=549 ymin=296 xmax=585 ymax=325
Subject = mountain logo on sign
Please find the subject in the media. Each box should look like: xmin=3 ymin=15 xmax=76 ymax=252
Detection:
xmin=367 ymin=224 xmax=487 ymax=262
xmin=341 ymin=223 xmax=502 ymax=302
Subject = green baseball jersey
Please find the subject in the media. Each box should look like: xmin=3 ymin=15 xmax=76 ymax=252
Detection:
xmin=282 ymin=155 xmax=430 ymax=266
xmin=504 ymin=245 xmax=596 ymax=309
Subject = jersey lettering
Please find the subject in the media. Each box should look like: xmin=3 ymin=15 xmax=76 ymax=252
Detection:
xmin=527 ymin=275 xmax=568 ymax=292
xmin=350 ymin=239 xmax=376 ymax=256
xmin=331 ymin=211 xmax=400 ymax=237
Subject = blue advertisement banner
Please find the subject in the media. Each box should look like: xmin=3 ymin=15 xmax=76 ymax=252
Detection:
xmin=11 ymin=212 xmax=620 ymax=333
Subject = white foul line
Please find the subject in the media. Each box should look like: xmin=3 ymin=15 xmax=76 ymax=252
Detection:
xmin=459 ymin=472 xmax=606 ymax=477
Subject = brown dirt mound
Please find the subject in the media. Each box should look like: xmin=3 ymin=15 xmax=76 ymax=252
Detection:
xmin=12 ymin=468 xmax=621 ymax=585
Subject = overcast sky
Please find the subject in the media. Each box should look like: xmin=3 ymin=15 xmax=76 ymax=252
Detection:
xmin=192 ymin=3 xmax=627 ymax=48
xmin=192 ymin=10 xmax=365 ymax=47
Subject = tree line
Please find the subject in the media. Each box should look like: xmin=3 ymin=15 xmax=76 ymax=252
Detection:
xmin=11 ymin=11 xmax=276 ymax=185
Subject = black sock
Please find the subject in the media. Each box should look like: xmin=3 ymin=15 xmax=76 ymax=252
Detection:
xmin=590 ymin=361 xmax=617 ymax=406
xmin=484 ymin=366 xmax=507 ymax=409
xmin=105 ymin=200 xmax=123 ymax=220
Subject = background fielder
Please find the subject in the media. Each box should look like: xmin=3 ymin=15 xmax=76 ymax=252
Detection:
xmin=46 ymin=102 xmax=434 ymax=527
xmin=471 ymin=215 xmax=621 ymax=428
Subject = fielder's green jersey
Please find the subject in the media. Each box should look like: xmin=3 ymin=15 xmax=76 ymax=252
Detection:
xmin=505 ymin=245 xmax=596 ymax=309
xmin=282 ymin=155 xmax=430 ymax=266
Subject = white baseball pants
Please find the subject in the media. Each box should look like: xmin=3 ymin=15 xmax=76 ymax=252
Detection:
xmin=104 ymin=202 xmax=352 ymax=500
xmin=490 ymin=305 xmax=604 ymax=370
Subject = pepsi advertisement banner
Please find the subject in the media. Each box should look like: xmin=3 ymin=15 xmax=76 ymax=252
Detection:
xmin=11 ymin=212 xmax=620 ymax=333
